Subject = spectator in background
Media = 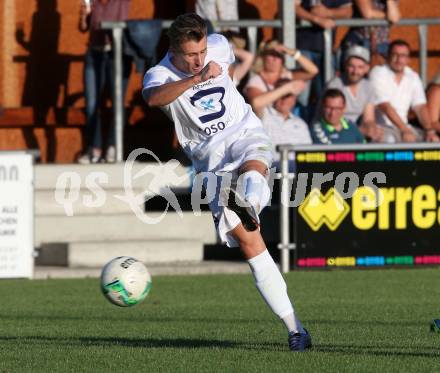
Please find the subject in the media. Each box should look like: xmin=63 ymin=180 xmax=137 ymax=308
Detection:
xmin=311 ymin=89 xmax=365 ymax=144
xmin=195 ymin=0 xmax=238 ymax=32
xmin=244 ymin=40 xmax=318 ymax=108
xmin=427 ymin=70 xmax=440 ymax=133
xmin=326 ymin=45 xmax=383 ymax=141
xmin=251 ymin=78 xmax=312 ymax=164
xmin=342 ymin=0 xmax=400 ymax=63
xmin=222 ymin=31 xmax=254 ymax=86
xmin=295 ymin=0 xmax=353 ymax=120
xmin=78 ymin=0 xmax=131 ymax=164
xmin=370 ymin=39 xmax=439 ymax=143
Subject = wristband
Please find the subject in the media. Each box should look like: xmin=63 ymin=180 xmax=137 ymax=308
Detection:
xmin=293 ymin=50 xmax=302 ymax=61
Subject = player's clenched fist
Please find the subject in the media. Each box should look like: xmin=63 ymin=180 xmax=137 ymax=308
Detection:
xmin=197 ymin=61 xmax=222 ymax=82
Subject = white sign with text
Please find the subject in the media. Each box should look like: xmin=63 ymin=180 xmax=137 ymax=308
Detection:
xmin=0 ymin=153 xmax=33 ymax=278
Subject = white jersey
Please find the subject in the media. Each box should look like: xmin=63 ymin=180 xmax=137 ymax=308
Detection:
xmin=142 ymin=34 xmax=262 ymax=162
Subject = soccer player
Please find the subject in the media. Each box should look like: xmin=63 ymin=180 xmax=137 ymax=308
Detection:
xmin=142 ymin=13 xmax=311 ymax=351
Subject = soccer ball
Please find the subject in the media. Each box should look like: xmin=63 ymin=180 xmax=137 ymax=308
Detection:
xmin=100 ymin=256 xmax=152 ymax=307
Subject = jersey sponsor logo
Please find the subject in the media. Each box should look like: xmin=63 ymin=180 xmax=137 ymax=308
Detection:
xmin=190 ymin=87 xmax=225 ymax=124
xmin=192 ymin=80 xmax=214 ymax=90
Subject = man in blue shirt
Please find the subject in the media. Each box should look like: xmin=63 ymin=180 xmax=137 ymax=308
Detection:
xmin=311 ymin=88 xmax=365 ymax=144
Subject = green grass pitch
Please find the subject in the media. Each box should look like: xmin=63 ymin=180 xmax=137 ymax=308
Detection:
xmin=1 ymin=268 xmax=439 ymax=372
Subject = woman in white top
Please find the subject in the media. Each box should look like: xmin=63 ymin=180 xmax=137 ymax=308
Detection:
xmin=244 ymin=40 xmax=319 ymax=109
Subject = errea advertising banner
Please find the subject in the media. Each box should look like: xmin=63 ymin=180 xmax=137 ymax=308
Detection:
xmin=0 ymin=153 xmax=34 ymax=278
xmin=292 ymin=144 xmax=440 ymax=269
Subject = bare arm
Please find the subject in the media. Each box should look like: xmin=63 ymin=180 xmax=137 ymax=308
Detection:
xmin=231 ymin=47 xmax=254 ymax=84
xmin=413 ymin=103 xmax=440 ymax=142
xmin=291 ymin=53 xmax=319 ymax=80
xmin=251 ymin=80 xmax=306 ymax=118
xmin=378 ymin=102 xmax=417 ymax=141
xmin=386 ymin=0 xmax=401 ymax=24
xmin=273 ymin=44 xmax=319 ymax=80
xmin=295 ymin=3 xmax=336 ymax=29
xmin=311 ymin=3 xmax=353 ymax=19
xmin=144 ymin=61 xmax=222 ymax=107
xmin=362 ymin=103 xmax=376 ymax=126
xmin=427 ymin=85 xmax=440 ymax=131
xmin=355 ymin=0 xmax=386 ymax=19
xmin=78 ymin=2 xmax=90 ymax=33
xmin=360 ymin=103 xmax=384 ymax=141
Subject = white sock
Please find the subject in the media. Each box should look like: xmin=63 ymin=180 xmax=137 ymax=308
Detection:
xmin=247 ymin=250 xmax=304 ymax=334
xmin=239 ymin=170 xmax=271 ymax=214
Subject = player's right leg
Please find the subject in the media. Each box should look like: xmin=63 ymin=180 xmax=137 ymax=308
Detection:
xmin=229 ymin=223 xmax=312 ymax=352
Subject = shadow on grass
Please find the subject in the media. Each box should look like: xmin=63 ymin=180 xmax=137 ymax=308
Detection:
xmin=0 ymin=312 xmax=270 ymax=325
xmin=0 ymin=336 xmax=439 ymax=358
xmin=306 ymin=319 xmax=426 ymax=327
xmin=315 ymin=344 xmax=440 ymax=358
xmin=0 ymin=335 xmax=238 ymax=349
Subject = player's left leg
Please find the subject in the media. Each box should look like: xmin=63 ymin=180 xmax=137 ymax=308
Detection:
xmin=230 ymin=223 xmax=311 ymax=351
xmin=227 ymin=161 xmax=311 ymax=351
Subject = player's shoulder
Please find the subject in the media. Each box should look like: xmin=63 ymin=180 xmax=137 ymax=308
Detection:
xmin=145 ymin=56 xmax=172 ymax=76
xmin=207 ymin=33 xmax=230 ymax=50
xmin=403 ymin=66 xmax=421 ymax=81
xmin=207 ymin=33 xmax=233 ymax=62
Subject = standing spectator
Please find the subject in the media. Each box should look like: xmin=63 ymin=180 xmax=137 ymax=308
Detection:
xmin=311 ymin=89 xmax=365 ymax=144
xmin=78 ymin=0 xmax=131 ymax=164
xmin=251 ymin=78 xmax=312 ymax=163
xmin=295 ymin=0 xmax=353 ymax=120
xmin=427 ymin=70 xmax=440 ymax=133
xmin=370 ymin=39 xmax=439 ymax=143
xmin=244 ymin=40 xmax=318 ymax=107
xmin=326 ymin=45 xmax=383 ymax=141
xmin=195 ymin=0 xmax=238 ymax=32
xmin=342 ymin=0 xmax=400 ymax=62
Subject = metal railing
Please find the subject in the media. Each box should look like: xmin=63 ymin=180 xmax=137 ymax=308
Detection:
xmin=101 ymin=16 xmax=439 ymax=162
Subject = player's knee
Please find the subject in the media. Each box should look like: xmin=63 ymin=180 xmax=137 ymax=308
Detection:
xmin=233 ymin=228 xmax=265 ymax=258
xmin=239 ymin=160 xmax=267 ymax=176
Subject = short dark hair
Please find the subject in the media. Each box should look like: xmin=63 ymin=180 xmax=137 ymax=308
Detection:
xmin=167 ymin=13 xmax=207 ymax=52
xmin=388 ymin=39 xmax=411 ymax=56
xmin=322 ymin=88 xmax=346 ymax=105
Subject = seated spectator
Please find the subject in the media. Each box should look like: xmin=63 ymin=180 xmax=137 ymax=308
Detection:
xmin=222 ymin=31 xmax=254 ymax=86
xmin=342 ymin=0 xmax=400 ymax=62
xmin=244 ymin=40 xmax=318 ymax=106
xmin=370 ymin=39 xmax=439 ymax=143
xmin=427 ymin=70 xmax=440 ymax=133
xmin=251 ymin=78 xmax=312 ymax=162
xmin=311 ymin=89 xmax=366 ymax=144
xmin=295 ymin=0 xmax=353 ymax=120
xmin=326 ymin=45 xmax=383 ymax=141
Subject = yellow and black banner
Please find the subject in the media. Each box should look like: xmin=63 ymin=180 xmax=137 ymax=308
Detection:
xmin=292 ymin=144 xmax=440 ymax=268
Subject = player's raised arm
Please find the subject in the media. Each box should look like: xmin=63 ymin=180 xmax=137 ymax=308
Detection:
xmin=143 ymin=61 xmax=222 ymax=108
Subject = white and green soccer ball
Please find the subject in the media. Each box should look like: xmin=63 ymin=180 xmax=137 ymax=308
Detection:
xmin=100 ymin=256 xmax=152 ymax=307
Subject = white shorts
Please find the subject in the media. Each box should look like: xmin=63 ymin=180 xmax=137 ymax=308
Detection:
xmin=191 ymin=125 xmax=273 ymax=247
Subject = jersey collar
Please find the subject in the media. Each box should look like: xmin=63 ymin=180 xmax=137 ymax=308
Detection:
xmin=321 ymin=117 xmax=349 ymax=132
